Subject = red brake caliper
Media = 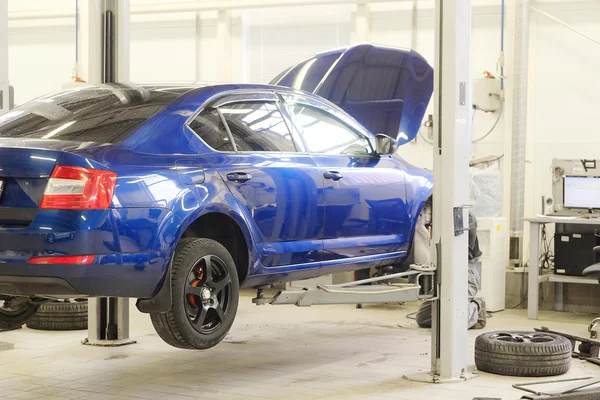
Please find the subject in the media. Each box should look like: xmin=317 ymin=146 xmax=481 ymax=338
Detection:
xmin=187 ymin=267 xmax=204 ymax=308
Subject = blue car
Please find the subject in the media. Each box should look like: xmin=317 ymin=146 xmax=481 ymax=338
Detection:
xmin=0 ymin=44 xmax=433 ymax=348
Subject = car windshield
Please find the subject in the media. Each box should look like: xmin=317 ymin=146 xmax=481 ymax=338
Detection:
xmin=0 ymin=84 xmax=181 ymax=143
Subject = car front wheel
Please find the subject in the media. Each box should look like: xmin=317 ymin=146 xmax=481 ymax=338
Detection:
xmin=150 ymin=238 xmax=239 ymax=350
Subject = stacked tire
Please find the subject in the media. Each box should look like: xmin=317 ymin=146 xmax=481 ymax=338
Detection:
xmin=475 ymin=331 xmax=572 ymax=377
xmin=26 ymin=300 xmax=88 ymax=331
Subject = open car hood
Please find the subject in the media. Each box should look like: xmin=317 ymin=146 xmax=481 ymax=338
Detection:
xmin=271 ymin=44 xmax=433 ymax=146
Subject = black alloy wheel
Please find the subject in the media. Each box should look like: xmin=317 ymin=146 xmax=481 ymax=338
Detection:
xmin=150 ymin=238 xmax=239 ymax=350
xmin=184 ymin=254 xmax=233 ymax=335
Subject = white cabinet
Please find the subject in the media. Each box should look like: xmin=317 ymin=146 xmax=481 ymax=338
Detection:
xmin=477 ymin=217 xmax=508 ymax=312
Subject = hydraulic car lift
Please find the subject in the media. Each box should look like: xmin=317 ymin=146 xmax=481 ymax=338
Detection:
xmin=254 ymin=0 xmax=474 ymax=384
xmin=79 ymin=0 xmax=134 ymax=347
xmin=253 ymin=265 xmax=437 ymax=307
xmin=72 ymin=0 xmax=474 ymax=380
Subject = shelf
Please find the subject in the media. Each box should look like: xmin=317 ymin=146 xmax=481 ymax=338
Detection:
xmin=539 ymin=274 xmax=599 ymax=285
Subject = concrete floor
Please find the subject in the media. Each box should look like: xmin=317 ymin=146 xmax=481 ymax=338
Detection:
xmin=0 ymin=289 xmax=598 ymax=400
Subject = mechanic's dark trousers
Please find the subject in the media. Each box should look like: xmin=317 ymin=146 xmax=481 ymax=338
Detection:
xmin=468 ymin=258 xmax=485 ymax=329
xmin=417 ymin=210 xmax=486 ymax=329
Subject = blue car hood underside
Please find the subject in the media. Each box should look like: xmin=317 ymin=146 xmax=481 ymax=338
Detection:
xmin=271 ymin=44 xmax=434 ymax=146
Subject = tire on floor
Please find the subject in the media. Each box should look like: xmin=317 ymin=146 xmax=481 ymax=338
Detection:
xmin=0 ymin=298 xmax=39 ymax=331
xmin=475 ymin=331 xmax=572 ymax=377
xmin=415 ymin=300 xmax=432 ymax=328
xmin=26 ymin=300 xmax=88 ymax=331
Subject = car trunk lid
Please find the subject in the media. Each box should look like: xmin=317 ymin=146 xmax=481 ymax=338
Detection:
xmin=0 ymin=139 xmax=99 ymax=227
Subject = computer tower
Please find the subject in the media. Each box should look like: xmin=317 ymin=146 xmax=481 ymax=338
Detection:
xmin=554 ymin=232 xmax=599 ymax=276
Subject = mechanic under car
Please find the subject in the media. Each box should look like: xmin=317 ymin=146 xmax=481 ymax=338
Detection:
xmin=415 ymin=210 xmax=487 ymax=330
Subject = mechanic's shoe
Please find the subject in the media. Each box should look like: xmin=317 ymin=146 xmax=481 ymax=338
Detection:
xmin=471 ymin=298 xmax=486 ymax=329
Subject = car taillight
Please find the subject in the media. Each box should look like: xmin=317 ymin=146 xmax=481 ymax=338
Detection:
xmin=28 ymin=255 xmax=95 ymax=264
xmin=40 ymin=166 xmax=117 ymax=210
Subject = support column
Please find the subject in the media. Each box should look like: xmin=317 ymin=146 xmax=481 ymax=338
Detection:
xmin=406 ymin=0 xmax=474 ymax=383
xmin=101 ymin=0 xmax=130 ymax=83
xmin=111 ymin=0 xmax=130 ymax=82
xmin=0 ymin=1 xmax=9 ymax=115
xmin=84 ymin=298 xmax=133 ymax=346
xmin=351 ymin=4 xmax=370 ymax=44
xmin=80 ymin=0 xmax=134 ymax=347
xmin=216 ymin=10 xmax=232 ymax=82
xmin=195 ymin=6 xmax=202 ymax=82
xmin=78 ymin=0 xmax=103 ymax=84
xmin=434 ymin=0 xmax=472 ymax=381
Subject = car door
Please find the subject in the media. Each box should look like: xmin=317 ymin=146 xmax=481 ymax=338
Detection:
xmin=282 ymin=94 xmax=409 ymax=262
xmin=186 ymin=92 xmax=324 ymax=269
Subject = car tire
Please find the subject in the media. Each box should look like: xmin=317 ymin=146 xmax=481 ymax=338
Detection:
xmin=415 ymin=300 xmax=432 ymax=328
xmin=150 ymin=238 xmax=239 ymax=350
xmin=475 ymin=331 xmax=572 ymax=377
xmin=26 ymin=300 xmax=88 ymax=331
xmin=0 ymin=298 xmax=39 ymax=331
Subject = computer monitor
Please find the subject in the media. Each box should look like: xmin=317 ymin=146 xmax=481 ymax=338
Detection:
xmin=563 ymin=176 xmax=600 ymax=209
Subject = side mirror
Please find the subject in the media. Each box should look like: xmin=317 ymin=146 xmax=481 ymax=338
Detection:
xmin=375 ymin=134 xmax=396 ymax=155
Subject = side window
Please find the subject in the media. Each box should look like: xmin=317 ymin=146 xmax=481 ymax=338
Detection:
xmin=288 ymin=104 xmax=373 ymax=156
xmin=219 ymin=101 xmax=297 ymax=152
xmin=188 ymin=108 xmax=234 ymax=152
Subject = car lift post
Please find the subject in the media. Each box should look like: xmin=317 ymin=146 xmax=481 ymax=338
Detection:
xmin=0 ymin=1 xmax=8 ymax=117
xmin=406 ymin=0 xmax=474 ymax=383
xmin=79 ymin=0 xmax=134 ymax=347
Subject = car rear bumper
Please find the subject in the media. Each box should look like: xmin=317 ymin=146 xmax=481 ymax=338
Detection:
xmin=0 ymin=252 xmax=168 ymax=298
xmin=0 ymin=276 xmax=80 ymax=297
xmin=0 ymin=207 xmax=181 ymax=298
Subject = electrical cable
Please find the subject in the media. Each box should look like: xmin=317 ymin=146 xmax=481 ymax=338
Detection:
xmin=472 ymin=100 xmax=504 ymax=143
xmin=418 ymin=123 xmax=433 ymax=144
xmin=418 ymin=95 xmax=504 ymax=146
xmin=539 ymin=224 xmax=554 ymax=271
xmin=509 ymin=260 xmax=529 ymax=309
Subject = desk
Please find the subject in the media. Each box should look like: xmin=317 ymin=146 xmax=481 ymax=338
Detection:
xmin=526 ymin=216 xmax=600 ymax=319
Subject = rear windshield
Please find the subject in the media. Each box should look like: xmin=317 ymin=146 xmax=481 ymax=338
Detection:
xmin=0 ymin=84 xmax=181 ymax=143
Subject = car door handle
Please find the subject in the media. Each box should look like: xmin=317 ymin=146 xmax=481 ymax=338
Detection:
xmin=323 ymin=171 xmax=343 ymax=181
xmin=227 ymin=172 xmax=252 ymax=183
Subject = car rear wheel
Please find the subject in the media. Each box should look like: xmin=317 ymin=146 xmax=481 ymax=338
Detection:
xmin=0 ymin=296 xmax=39 ymax=331
xmin=150 ymin=238 xmax=239 ymax=350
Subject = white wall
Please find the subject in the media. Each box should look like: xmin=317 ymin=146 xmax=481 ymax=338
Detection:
xmin=369 ymin=1 xmax=507 ymax=174
xmin=7 ymin=0 xmax=600 ymax=262
xmin=6 ymin=0 xmax=600 ymax=310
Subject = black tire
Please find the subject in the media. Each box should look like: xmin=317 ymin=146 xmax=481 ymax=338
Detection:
xmin=26 ymin=300 xmax=88 ymax=331
xmin=0 ymin=298 xmax=39 ymax=331
xmin=150 ymin=238 xmax=239 ymax=350
xmin=475 ymin=331 xmax=572 ymax=377
xmin=416 ymin=301 xmax=432 ymax=328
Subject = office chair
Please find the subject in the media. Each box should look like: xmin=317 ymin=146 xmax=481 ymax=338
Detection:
xmin=582 ymin=246 xmax=600 ymax=339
